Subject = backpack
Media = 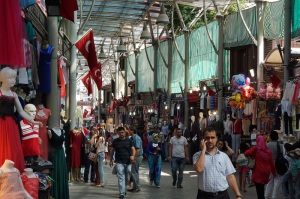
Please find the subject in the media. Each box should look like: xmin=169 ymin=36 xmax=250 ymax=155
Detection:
xmin=275 ymin=142 xmax=289 ymax=175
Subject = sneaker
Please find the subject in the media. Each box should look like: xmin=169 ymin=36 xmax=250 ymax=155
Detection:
xmin=128 ymin=188 xmax=136 ymax=192
xmin=172 ymin=180 xmax=176 ymax=186
xmin=155 ymin=185 xmax=160 ymax=188
xmin=119 ymin=195 xmax=124 ymax=199
xmin=135 ymin=189 xmax=141 ymax=192
xmin=177 ymin=185 xmax=183 ymax=189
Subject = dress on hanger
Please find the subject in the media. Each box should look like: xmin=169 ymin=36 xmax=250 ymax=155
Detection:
xmin=70 ymin=129 xmax=83 ymax=168
xmin=35 ymin=106 xmax=51 ymax=160
xmin=49 ymin=129 xmax=69 ymax=199
xmin=0 ymin=169 xmax=27 ymax=199
xmin=0 ymin=91 xmax=25 ymax=172
xmin=37 ymin=45 xmax=53 ymax=93
xmin=0 ymin=0 xmax=25 ymax=66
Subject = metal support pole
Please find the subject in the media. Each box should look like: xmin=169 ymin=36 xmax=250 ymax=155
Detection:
xmin=216 ymin=15 xmax=224 ymax=117
xmin=124 ymin=59 xmax=128 ymax=124
xmin=115 ymin=60 xmax=119 ymax=125
xmin=67 ymin=12 xmax=77 ymax=130
xmin=153 ymin=43 xmax=158 ymax=98
xmin=256 ymin=2 xmax=264 ymax=86
xmin=284 ymin=0 xmax=291 ymax=83
xmin=98 ymin=89 xmax=101 ymax=123
xmin=184 ymin=31 xmax=190 ymax=128
xmin=135 ymin=50 xmax=139 ymax=99
xmin=167 ymin=37 xmax=173 ymax=115
xmin=46 ymin=17 xmax=59 ymax=128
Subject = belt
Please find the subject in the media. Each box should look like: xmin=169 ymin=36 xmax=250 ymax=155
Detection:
xmin=198 ymin=189 xmax=226 ymax=197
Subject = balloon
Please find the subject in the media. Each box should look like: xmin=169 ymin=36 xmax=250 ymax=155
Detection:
xmin=245 ymin=77 xmax=251 ymax=86
xmin=235 ymin=93 xmax=241 ymax=103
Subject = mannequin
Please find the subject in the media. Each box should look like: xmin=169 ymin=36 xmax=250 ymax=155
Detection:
xmin=21 ymin=104 xmax=40 ymax=166
xmin=35 ymin=103 xmax=51 ymax=160
xmin=0 ymin=160 xmax=32 ymax=199
xmin=70 ymin=127 xmax=83 ymax=182
xmin=223 ymin=114 xmax=233 ymax=135
xmin=48 ymin=126 xmax=69 ymax=199
xmin=207 ymin=110 xmax=215 ymax=127
xmin=21 ymin=168 xmax=39 ymax=199
xmin=199 ymin=112 xmax=207 ymax=132
xmin=75 ymin=107 xmax=83 ymax=127
xmin=161 ymin=121 xmax=168 ymax=136
xmin=210 ymin=115 xmax=224 ymax=135
xmin=0 ymin=67 xmax=42 ymax=172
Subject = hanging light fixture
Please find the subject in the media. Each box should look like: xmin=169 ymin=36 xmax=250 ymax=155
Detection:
xmin=117 ymin=38 xmax=126 ymax=53
xmin=99 ymin=45 xmax=106 ymax=60
xmin=140 ymin=23 xmax=152 ymax=40
xmin=156 ymin=4 xmax=170 ymax=25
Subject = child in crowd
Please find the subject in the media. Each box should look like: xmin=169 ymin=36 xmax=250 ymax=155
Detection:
xmin=236 ymin=142 xmax=250 ymax=192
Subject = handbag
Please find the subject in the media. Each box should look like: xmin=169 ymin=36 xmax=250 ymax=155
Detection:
xmin=236 ymin=154 xmax=247 ymax=163
xmin=88 ymin=152 xmax=98 ymax=163
xmin=247 ymin=157 xmax=255 ymax=169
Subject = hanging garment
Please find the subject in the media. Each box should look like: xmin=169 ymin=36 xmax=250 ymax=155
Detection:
xmin=37 ymin=45 xmax=53 ymax=93
xmin=0 ymin=0 xmax=25 ymax=66
xmin=70 ymin=130 xmax=83 ymax=168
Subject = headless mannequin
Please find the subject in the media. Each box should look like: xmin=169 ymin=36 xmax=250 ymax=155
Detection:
xmin=223 ymin=114 xmax=233 ymax=135
xmin=207 ymin=110 xmax=215 ymax=126
xmin=199 ymin=112 xmax=207 ymax=132
xmin=162 ymin=121 xmax=169 ymax=136
xmin=22 ymin=168 xmax=36 ymax=178
xmin=0 ymin=160 xmax=33 ymax=199
xmin=21 ymin=168 xmax=39 ymax=199
xmin=21 ymin=104 xmax=40 ymax=166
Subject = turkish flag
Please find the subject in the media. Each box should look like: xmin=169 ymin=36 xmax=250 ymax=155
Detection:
xmin=60 ymin=0 xmax=78 ymax=22
xmin=75 ymin=29 xmax=98 ymax=70
xmin=267 ymin=71 xmax=281 ymax=88
xmin=109 ymin=98 xmax=119 ymax=113
xmin=81 ymin=72 xmax=92 ymax=96
xmin=122 ymin=96 xmax=130 ymax=107
xmin=203 ymin=83 xmax=216 ymax=96
xmin=90 ymin=62 xmax=102 ymax=90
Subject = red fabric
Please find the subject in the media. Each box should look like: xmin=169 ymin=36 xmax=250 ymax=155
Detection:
xmin=60 ymin=0 xmax=78 ymax=22
xmin=234 ymin=119 xmax=242 ymax=134
xmin=75 ymin=29 xmax=98 ymax=70
xmin=267 ymin=70 xmax=281 ymax=88
xmin=90 ymin=62 xmax=102 ymax=90
xmin=81 ymin=72 xmax=92 ymax=96
xmin=83 ymin=127 xmax=89 ymax=135
xmin=109 ymin=98 xmax=119 ymax=113
xmin=245 ymin=146 xmax=276 ymax=184
xmin=21 ymin=175 xmax=39 ymax=199
xmin=122 ymin=96 xmax=130 ymax=107
xmin=83 ymin=109 xmax=88 ymax=118
xmin=0 ymin=0 xmax=25 ymax=66
xmin=70 ymin=130 xmax=83 ymax=167
xmin=203 ymin=83 xmax=216 ymax=96
xmin=58 ymin=59 xmax=66 ymax=97
xmin=35 ymin=107 xmax=51 ymax=160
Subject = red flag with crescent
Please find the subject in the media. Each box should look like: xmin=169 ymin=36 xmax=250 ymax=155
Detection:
xmin=75 ymin=29 xmax=98 ymax=70
xmin=203 ymin=83 xmax=216 ymax=96
xmin=109 ymin=98 xmax=119 ymax=113
xmin=81 ymin=72 xmax=92 ymax=96
xmin=122 ymin=96 xmax=130 ymax=107
xmin=90 ymin=62 xmax=102 ymax=90
xmin=60 ymin=0 xmax=78 ymax=22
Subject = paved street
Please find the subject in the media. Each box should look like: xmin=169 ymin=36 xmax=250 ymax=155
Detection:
xmin=69 ymin=160 xmax=258 ymax=199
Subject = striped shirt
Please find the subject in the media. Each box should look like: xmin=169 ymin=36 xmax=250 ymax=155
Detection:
xmin=193 ymin=148 xmax=236 ymax=192
xmin=21 ymin=120 xmax=40 ymax=156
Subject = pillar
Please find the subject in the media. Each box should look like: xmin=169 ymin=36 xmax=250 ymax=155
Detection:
xmin=216 ymin=14 xmax=224 ymax=117
xmin=184 ymin=30 xmax=190 ymax=128
xmin=284 ymin=0 xmax=291 ymax=82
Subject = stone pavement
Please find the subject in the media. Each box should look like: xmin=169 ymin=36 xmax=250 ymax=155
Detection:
xmin=69 ymin=160 xmax=257 ymax=199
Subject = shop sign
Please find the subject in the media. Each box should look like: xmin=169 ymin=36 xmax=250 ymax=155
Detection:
xmin=171 ymin=93 xmax=183 ymax=100
xmin=187 ymin=91 xmax=199 ymax=102
xmin=77 ymin=101 xmax=92 ymax=106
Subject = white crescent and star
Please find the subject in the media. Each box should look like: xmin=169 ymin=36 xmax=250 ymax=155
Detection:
xmin=94 ymin=69 xmax=101 ymax=79
xmin=85 ymin=40 xmax=91 ymax=53
xmin=86 ymin=77 xmax=90 ymax=85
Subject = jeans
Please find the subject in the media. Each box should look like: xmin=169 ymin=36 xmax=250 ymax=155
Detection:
xmin=265 ymin=173 xmax=283 ymax=199
xmin=164 ymin=142 xmax=168 ymax=160
xmin=97 ymin=152 xmax=105 ymax=183
xmin=116 ymin=163 xmax=131 ymax=196
xmin=284 ymin=112 xmax=293 ymax=135
xmin=171 ymin=157 xmax=185 ymax=186
xmin=131 ymin=156 xmax=143 ymax=190
xmin=231 ymin=134 xmax=241 ymax=161
xmin=84 ymin=153 xmax=95 ymax=182
xmin=294 ymin=177 xmax=300 ymax=199
xmin=282 ymin=171 xmax=294 ymax=198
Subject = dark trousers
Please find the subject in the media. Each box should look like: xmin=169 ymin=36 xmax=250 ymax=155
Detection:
xmin=94 ymin=161 xmax=100 ymax=184
xmin=255 ymin=183 xmax=265 ymax=199
xmin=296 ymin=114 xmax=300 ymax=129
xmin=197 ymin=189 xmax=230 ymax=199
xmin=84 ymin=153 xmax=95 ymax=182
xmin=284 ymin=112 xmax=293 ymax=135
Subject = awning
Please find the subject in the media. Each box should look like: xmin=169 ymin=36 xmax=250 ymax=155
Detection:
xmin=263 ymin=47 xmax=300 ymax=66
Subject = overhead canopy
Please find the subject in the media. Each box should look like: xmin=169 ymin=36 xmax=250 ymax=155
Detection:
xmin=263 ymin=48 xmax=284 ymax=66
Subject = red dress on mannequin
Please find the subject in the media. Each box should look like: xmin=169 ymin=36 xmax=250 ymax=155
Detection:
xmin=35 ymin=106 xmax=51 ymax=160
xmin=0 ymin=93 xmax=25 ymax=172
xmin=70 ymin=129 xmax=83 ymax=168
xmin=0 ymin=0 xmax=25 ymax=66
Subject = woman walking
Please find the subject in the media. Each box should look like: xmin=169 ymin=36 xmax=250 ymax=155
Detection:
xmin=146 ymin=133 xmax=162 ymax=188
xmin=95 ymin=129 xmax=106 ymax=187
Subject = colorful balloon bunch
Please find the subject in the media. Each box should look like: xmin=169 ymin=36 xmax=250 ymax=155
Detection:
xmin=228 ymin=74 xmax=257 ymax=109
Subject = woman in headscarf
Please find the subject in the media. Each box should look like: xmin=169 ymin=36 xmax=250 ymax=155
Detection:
xmin=245 ymin=135 xmax=276 ymax=199
xmin=146 ymin=133 xmax=162 ymax=188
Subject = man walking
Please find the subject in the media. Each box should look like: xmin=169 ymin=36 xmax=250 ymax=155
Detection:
xmin=168 ymin=128 xmax=189 ymax=188
xmin=110 ymin=127 xmax=135 ymax=199
xmin=129 ymin=127 xmax=143 ymax=192
xmin=193 ymin=127 xmax=242 ymax=199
